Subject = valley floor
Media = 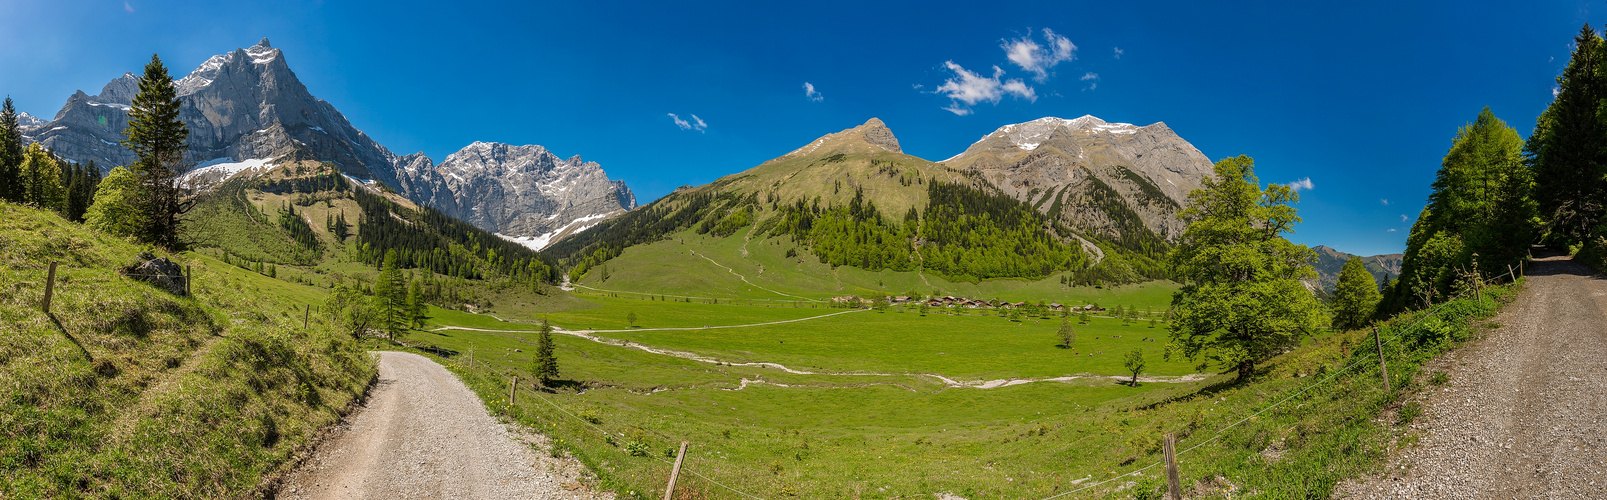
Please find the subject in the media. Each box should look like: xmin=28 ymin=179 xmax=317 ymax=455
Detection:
xmin=1335 ymin=253 xmax=1607 ymax=498
xmin=279 ymin=351 xmax=610 ymax=500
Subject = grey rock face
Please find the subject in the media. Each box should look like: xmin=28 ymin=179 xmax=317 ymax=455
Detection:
xmin=123 ymin=252 xmax=188 ymax=296
xmin=394 ymin=142 xmax=636 ymax=250
xmin=28 ymin=38 xmax=399 ymax=189
xmin=941 ymin=115 xmax=1215 ymax=244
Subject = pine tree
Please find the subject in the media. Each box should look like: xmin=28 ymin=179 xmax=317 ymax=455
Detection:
xmin=0 ymin=97 xmax=22 ymax=202
xmin=533 ymin=318 xmax=559 ymax=386
xmin=373 ymin=250 xmax=405 ymax=339
xmin=406 ymin=278 xmax=426 ymax=328
xmin=1167 ymin=155 xmax=1326 ymax=380
xmin=1529 ymin=24 xmax=1607 ymax=247
xmin=122 ymin=54 xmax=192 ymax=248
xmin=1331 ymin=257 xmax=1382 ymax=330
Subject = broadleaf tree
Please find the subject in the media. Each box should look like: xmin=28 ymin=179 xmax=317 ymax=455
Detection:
xmin=1330 ymin=256 xmax=1381 ymax=330
xmin=1166 ymin=155 xmax=1326 ymax=380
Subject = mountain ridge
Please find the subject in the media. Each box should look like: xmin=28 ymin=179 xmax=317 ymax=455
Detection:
xmin=22 ymin=38 xmax=634 ymax=251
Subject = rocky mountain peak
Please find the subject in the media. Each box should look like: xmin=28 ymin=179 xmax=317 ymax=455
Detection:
xmin=782 ymin=117 xmax=903 ymax=159
xmin=92 ymin=73 xmax=140 ymax=106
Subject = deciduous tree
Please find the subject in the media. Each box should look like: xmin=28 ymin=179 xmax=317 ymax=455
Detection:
xmin=1166 ymin=155 xmax=1326 ymax=380
xmin=1331 ymin=257 xmax=1381 ymax=330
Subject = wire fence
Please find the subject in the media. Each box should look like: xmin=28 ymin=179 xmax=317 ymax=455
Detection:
xmin=427 ymin=270 xmax=1522 ymax=500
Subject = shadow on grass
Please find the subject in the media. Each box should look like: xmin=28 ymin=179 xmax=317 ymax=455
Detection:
xmin=46 ymin=312 xmax=94 ymax=362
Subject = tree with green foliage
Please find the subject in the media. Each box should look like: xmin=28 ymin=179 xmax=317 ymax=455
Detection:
xmin=1079 ymin=309 xmax=1091 ymax=324
xmin=85 ymin=166 xmax=143 ymax=237
xmin=0 ymin=97 xmax=23 ymax=202
xmin=62 ymin=160 xmax=101 ymax=222
xmin=626 ymin=310 xmax=638 ymax=327
xmin=19 ymin=143 xmax=64 ymax=211
xmin=373 ymin=250 xmax=406 ymax=339
xmin=1057 ymin=318 xmax=1076 ymax=348
xmin=1124 ymin=349 xmax=1146 ymax=387
xmin=406 ymin=278 xmax=426 ymax=328
xmin=1387 ymin=109 xmax=1532 ymax=310
xmin=533 ymin=318 xmax=559 ymax=386
xmin=122 ymin=54 xmax=192 ymax=248
xmin=326 ymin=278 xmax=377 ymax=338
xmin=1528 ymin=24 xmax=1607 ymax=247
xmin=1331 ymin=257 xmax=1382 ymax=330
xmin=1167 ymin=155 xmax=1326 ymax=380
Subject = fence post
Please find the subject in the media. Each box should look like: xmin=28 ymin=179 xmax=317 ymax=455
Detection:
xmin=1508 ymin=264 xmax=1517 ymax=283
xmin=510 ymin=376 xmax=517 ymax=407
xmin=185 ymin=265 xmax=192 ymax=296
xmin=664 ymin=441 xmax=688 ymax=500
xmin=42 ymin=261 xmax=58 ymax=314
xmin=1163 ymin=433 xmax=1181 ymax=500
xmin=304 ymin=304 xmax=310 ymax=329
xmin=1374 ymin=326 xmax=1390 ymax=393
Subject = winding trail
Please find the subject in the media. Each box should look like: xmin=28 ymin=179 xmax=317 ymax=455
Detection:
xmin=689 ymin=249 xmax=816 ymax=301
xmin=433 ymin=310 xmax=1208 ymax=391
xmin=279 ymin=352 xmax=609 ymax=500
xmin=1336 ymin=252 xmax=1607 ymax=499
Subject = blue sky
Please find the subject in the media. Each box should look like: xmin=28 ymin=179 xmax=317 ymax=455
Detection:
xmin=0 ymin=1 xmax=1590 ymax=255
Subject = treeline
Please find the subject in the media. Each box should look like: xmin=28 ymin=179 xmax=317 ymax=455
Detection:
xmin=350 ymin=188 xmax=558 ymax=286
xmin=919 ymin=181 xmax=1087 ymax=280
xmin=1384 ymin=24 xmax=1607 ymax=312
xmin=1537 ymin=25 xmax=1607 ymax=272
xmin=0 ymin=97 xmax=103 ymax=221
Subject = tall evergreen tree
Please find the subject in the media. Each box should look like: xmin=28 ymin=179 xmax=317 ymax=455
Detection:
xmin=1528 ymin=24 xmax=1607 ymax=246
xmin=372 ymin=250 xmax=405 ymax=339
xmin=0 ymin=97 xmax=22 ymax=202
xmin=1387 ymin=109 xmax=1531 ymax=310
xmin=1331 ymin=257 xmax=1382 ymax=330
xmin=533 ymin=318 xmax=559 ymax=386
xmin=1166 ymin=155 xmax=1326 ymax=380
xmin=406 ymin=278 xmax=426 ymax=328
xmin=122 ymin=54 xmax=192 ymax=248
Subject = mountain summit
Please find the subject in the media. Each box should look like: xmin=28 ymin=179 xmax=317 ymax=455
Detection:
xmin=782 ymin=117 xmax=903 ymax=159
xmin=24 ymin=39 xmax=635 ymax=251
xmin=942 ymin=115 xmax=1214 ymax=247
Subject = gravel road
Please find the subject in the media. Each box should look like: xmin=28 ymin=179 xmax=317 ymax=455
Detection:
xmin=278 ymin=351 xmax=613 ymax=500
xmin=1336 ymin=253 xmax=1607 ymax=498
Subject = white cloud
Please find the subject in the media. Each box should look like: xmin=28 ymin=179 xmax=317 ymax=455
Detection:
xmin=1553 ymin=86 xmax=1561 ymax=98
xmin=1080 ymin=72 xmax=1099 ymax=81
xmin=1287 ymin=177 xmax=1314 ymax=191
xmin=935 ymin=61 xmax=1035 ymax=115
xmin=668 ymin=113 xmax=706 ymax=133
xmin=1113 ymin=47 xmax=1123 ymax=59
xmin=1002 ymin=28 xmax=1077 ymax=82
xmin=1400 ymin=214 xmax=1409 ymax=222
xmin=1380 ymin=198 xmax=1390 ymax=205
xmin=1387 ymin=228 xmax=1397 ymax=232
xmin=124 ymin=1 xmax=134 ymax=13
xmin=803 ymin=82 xmax=824 ymax=102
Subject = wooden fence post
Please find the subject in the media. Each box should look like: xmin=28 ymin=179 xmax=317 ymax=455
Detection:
xmin=42 ymin=261 xmax=58 ymax=314
xmin=1508 ymin=264 xmax=1517 ymax=283
xmin=664 ymin=441 xmax=688 ymax=500
xmin=510 ymin=376 xmax=518 ymax=407
xmin=185 ymin=265 xmax=192 ymax=296
xmin=303 ymin=304 xmax=310 ymax=329
xmin=1163 ymin=433 xmax=1181 ymax=500
xmin=1374 ymin=327 xmax=1390 ymax=393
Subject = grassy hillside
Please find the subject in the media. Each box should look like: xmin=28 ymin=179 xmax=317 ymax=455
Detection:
xmin=404 ymin=270 xmax=1521 ymax=499
xmin=0 ymin=202 xmax=374 ymax=498
xmin=548 ymin=118 xmax=1161 ymax=289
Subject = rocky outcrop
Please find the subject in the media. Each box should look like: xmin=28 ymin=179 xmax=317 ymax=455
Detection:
xmin=27 ymin=39 xmax=399 ymax=188
xmin=942 ymin=115 xmax=1215 ymax=244
xmin=24 ymin=38 xmax=638 ymax=251
xmin=393 ymin=142 xmax=636 ymax=251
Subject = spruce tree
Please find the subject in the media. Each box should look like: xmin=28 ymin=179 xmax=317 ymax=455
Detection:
xmin=533 ymin=318 xmax=559 ymax=386
xmin=1528 ymin=24 xmax=1607 ymax=246
xmin=122 ymin=54 xmax=191 ymax=248
xmin=372 ymin=250 xmax=404 ymax=339
xmin=0 ymin=97 xmax=22 ymax=202
xmin=406 ymin=278 xmax=426 ymax=328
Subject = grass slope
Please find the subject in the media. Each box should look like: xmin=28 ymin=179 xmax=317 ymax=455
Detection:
xmin=0 ymin=202 xmax=374 ymax=498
